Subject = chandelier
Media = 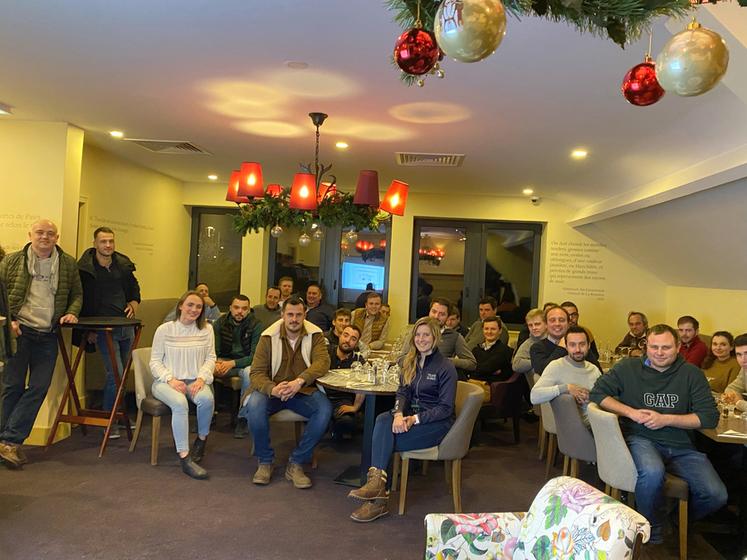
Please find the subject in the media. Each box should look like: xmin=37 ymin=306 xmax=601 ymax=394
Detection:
xmin=228 ymin=112 xmax=409 ymax=239
xmin=418 ymin=246 xmax=445 ymax=266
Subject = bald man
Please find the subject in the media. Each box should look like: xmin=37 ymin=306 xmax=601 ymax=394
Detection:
xmin=0 ymin=219 xmax=82 ymax=469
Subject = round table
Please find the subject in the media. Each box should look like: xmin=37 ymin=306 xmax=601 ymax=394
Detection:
xmin=317 ymin=368 xmax=398 ymax=486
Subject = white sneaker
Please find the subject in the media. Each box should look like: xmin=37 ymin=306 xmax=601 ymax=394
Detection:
xmin=108 ymin=427 xmax=121 ymax=440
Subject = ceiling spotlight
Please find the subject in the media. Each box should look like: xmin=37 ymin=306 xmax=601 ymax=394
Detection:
xmin=0 ymin=102 xmax=12 ymax=115
xmin=571 ymin=148 xmax=588 ymax=160
xmin=335 ymin=141 xmax=349 ymax=149
xmin=522 ymin=188 xmax=534 ymax=195
xmin=109 ymin=130 xmax=125 ymax=139
xmin=208 ymin=174 xmax=218 ymax=181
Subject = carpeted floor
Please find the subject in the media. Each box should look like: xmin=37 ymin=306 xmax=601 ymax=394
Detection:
xmin=0 ymin=414 xmax=737 ymax=559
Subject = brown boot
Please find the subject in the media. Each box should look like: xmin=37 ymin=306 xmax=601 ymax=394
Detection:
xmin=285 ymin=462 xmax=312 ymax=489
xmin=350 ymin=496 xmax=389 ymax=523
xmin=348 ymin=467 xmax=387 ymax=500
xmin=0 ymin=441 xmax=23 ymax=469
xmin=253 ymin=463 xmax=274 ymax=485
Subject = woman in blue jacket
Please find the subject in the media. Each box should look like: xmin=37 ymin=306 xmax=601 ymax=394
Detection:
xmin=348 ymin=317 xmax=457 ymax=522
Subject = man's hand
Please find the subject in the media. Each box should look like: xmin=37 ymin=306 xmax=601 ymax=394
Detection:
xmin=392 ymin=413 xmax=409 ymax=434
xmin=280 ymin=378 xmax=304 ymax=401
xmin=188 ymin=378 xmax=205 ymax=398
xmin=336 ymin=404 xmax=358 ymax=417
xmin=168 ymin=379 xmax=187 ymax=394
xmin=722 ymin=392 xmax=740 ymax=405
xmin=271 ymin=382 xmax=288 ymax=399
xmin=567 ymin=384 xmax=589 ymax=405
xmin=214 ymin=360 xmax=236 ymax=376
xmin=204 ymin=296 xmax=216 ymax=308
xmin=10 ymin=320 xmax=22 ymax=336
xmin=125 ymin=301 xmax=139 ymax=318
xmin=642 ymin=410 xmax=669 ymax=430
xmin=627 ymin=408 xmax=653 ymax=424
xmin=59 ymin=314 xmax=78 ymax=324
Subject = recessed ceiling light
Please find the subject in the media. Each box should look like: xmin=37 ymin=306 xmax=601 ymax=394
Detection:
xmin=571 ymin=148 xmax=588 ymax=160
xmin=285 ymin=61 xmax=309 ymax=70
xmin=522 ymin=188 xmax=534 ymax=195
xmin=207 ymin=174 xmax=218 ymax=181
xmin=109 ymin=130 xmax=124 ymax=139
xmin=0 ymin=102 xmax=12 ymax=115
xmin=335 ymin=141 xmax=349 ymax=149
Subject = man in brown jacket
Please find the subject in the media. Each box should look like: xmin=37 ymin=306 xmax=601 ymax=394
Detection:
xmin=240 ymin=296 xmax=331 ymax=488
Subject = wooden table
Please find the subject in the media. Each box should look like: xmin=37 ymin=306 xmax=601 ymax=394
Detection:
xmin=46 ymin=317 xmax=142 ymax=457
xmin=317 ymin=368 xmax=397 ymax=486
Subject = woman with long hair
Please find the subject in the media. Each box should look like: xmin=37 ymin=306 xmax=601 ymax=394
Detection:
xmin=702 ymin=331 xmax=740 ymax=393
xmin=347 ymin=317 xmax=457 ymax=522
xmin=150 ymin=290 xmax=216 ymax=479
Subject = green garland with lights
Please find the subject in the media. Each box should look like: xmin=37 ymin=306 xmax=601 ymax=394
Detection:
xmin=387 ymin=0 xmax=694 ymax=75
xmin=233 ymin=190 xmax=387 ymax=236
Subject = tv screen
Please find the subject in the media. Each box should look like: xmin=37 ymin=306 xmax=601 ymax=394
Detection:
xmin=341 ymin=261 xmax=385 ymax=292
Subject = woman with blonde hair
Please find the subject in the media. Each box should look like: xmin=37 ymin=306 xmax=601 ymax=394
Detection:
xmin=347 ymin=317 xmax=457 ymax=522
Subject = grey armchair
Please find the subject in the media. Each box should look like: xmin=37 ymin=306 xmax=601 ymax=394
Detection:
xmin=550 ymin=393 xmax=596 ymax=479
xmin=391 ymin=381 xmax=483 ymax=515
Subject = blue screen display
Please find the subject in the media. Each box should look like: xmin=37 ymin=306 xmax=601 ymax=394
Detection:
xmin=341 ymin=261 xmax=385 ymax=291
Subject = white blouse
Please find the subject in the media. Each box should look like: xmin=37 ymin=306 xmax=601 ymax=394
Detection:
xmin=150 ymin=320 xmax=216 ymax=384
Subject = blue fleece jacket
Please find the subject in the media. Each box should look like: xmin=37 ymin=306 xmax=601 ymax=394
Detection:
xmin=392 ymin=349 xmax=457 ymax=425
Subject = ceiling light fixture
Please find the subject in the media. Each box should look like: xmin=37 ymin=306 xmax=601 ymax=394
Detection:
xmin=335 ymin=141 xmax=349 ymax=149
xmin=571 ymin=148 xmax=588 ymax=159
xmin=109 ymin=130 xmax=124 ymax=139
xmin=229 ymin=112 xmax=409 ymax=237
xmin=522 ymin=188 xmax=534 ymax=195
xmin=208 ymin=174 xmax=218 ymax=181
xmin=285 ymin=61 xmax=309 ymax=70
xmin=0 ymin=102 xmax=12 ymax=115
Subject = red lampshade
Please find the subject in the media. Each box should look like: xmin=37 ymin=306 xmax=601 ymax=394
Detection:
xmin=353 ymin=170 xmax=380 ymax=207
xmin=289 ymin=173 xmax=318 ymax=210
xmin=266 ymin=183 xmax=283 ymax=197
xmin=225 ymin=170 xmax=248 ymax=203
xmin=238 ymin=162 xmax=264 ymax=198
xmin=380 ymin=180 xmax=408 ymax=216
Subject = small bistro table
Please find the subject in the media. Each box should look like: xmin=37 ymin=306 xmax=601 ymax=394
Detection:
xmin=317 ymin=368 xmax=398 ymax=486
xmin=46 ymin=317 xmax=142 ymax=457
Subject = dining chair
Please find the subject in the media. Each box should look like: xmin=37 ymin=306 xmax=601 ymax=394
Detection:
xmin=128 ymin=347 xmax=171 ymax=465
xmin=550 ymin=393 xmax=596 ymax=479
xmin=538 ymin=400 xmax=559 ymax=479
xmin=588 ymin=403 xmax=689 ymax=560
xmin=488 ymin=370 xmax=526 ymax=443
xmin=391 ymin=381 xmax=483 ymax=515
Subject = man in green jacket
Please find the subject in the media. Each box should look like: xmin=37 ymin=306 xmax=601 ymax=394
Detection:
xmin=590 ymin=323 xmax=727 ymax=545
xmin=0 ymin=219 xmax=82 ymax=469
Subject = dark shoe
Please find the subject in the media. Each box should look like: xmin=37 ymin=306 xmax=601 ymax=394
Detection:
xmin=191 ymin=437 xmax=206 ymax=463
xmin=233 ymin=418 xmax=250 ymax=439
xmin=15 ymin=446 xmax=28 ymax=465
xmin=348 ymin=467 xmax=387 ymax=500
xmin=351 ymin=497 xmax=389 ymax=522
xmin=522 ymin=412 xmax=539 ymax=424
xmin=0 ymin=441 xmax=23 ymax=469
xmin=180 ymin=456 xmax=208 ymax=480
xmin=253 ymin=463 xmax=274 ymax=485
xmin=285 ymin=462 xmax=312 ymax=489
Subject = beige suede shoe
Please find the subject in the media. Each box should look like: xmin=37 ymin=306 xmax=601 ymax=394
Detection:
xmin=285 ymin=462 xmax=312 ymax=489
xmin=253 ymin=463 xmax=274 ymax=485
xmin=350 ymin=497 xmax=389 ymax=523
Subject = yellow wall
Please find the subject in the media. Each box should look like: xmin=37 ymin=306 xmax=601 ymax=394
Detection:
xmin=79 ymin=144 xmax=191 ymax=299
xmin=666 ymin=286 xmax=747 ymax=336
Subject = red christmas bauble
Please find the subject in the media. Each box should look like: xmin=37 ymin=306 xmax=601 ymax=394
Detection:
xmin=394 ymin=28 xmax=440 ymax=76
xmin=621 ymin=60 xmax=665 ymax=107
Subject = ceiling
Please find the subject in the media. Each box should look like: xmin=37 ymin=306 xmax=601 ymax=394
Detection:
xmin=2 ymin=0 xmax=746 ymax=210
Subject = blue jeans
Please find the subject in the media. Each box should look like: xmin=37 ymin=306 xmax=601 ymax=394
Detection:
xmin=627 ymin=435 xmax=728 ymax=540
xmin=223 ymin=366 xmax=250 ymax=394
xmin=97 ymin=326 xmax=134 ymax=412
xmin=371 ymin=412 xmax=452 ymax=471
xmin=240 ymin=389 xmax=332 ymax=465
xmin=0 ymin=327 xmax=59 ymax=444
xmin=152 ymin=379 xmax=214 ymax=454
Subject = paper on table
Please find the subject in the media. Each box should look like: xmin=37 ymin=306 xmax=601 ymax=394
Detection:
xmin=721 ymin=429 xmax=747 ymax=437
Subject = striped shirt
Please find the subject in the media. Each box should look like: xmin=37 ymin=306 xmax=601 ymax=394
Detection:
xmin=150 ymin=320 xmax=216 ymax=383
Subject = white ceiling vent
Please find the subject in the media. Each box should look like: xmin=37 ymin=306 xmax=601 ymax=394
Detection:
xmin=125 ymin=138 xmax=212 ymax=155
xmin=395 ymin=152 xmax=465 ymax=167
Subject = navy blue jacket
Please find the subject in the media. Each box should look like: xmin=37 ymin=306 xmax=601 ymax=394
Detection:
xmin=392 ymin=349 xmax=457 ymax=425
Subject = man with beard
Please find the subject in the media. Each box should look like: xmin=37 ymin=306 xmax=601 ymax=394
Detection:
xmin=326 ymin=325 xmax=366 ymax=439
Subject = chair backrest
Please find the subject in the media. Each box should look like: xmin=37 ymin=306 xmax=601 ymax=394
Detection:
xmin=437 ymin=381 xmax=484 ymax=461
xmin=490 ymin=371 xmax=526 ymax=417
xmin=550 ymin=394 xmax=596 ymax=463
xmin=520 ymin=476 xmax=650 ymax=555
xmin=131 ymin=347 xmax=153 ymax=409
xmin=534 ymin=373 xmax=557 ymax=434
xmin=587 ymin=403 xmax=638 ymax=493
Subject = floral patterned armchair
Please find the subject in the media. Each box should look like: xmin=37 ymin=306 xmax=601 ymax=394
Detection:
xmin=424 ymin=476 xmax=650 ymax=560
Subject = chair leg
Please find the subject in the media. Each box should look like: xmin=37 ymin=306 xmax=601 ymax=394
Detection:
xmin=628 ymin=492 xmax=635 ymax=509
xmin=678 ymin=499 xmax=688 ymax=560
xmin=129 ymin=409 xmax=143 ymax=452
xmin=398 ymin=457 xmax=410 ymax=515
xmin=391 ymin=453 xmax=400 ymax=489
xmin=538 ymin=417 xmax=547 ymax=460
xmin=444 ymin=460 xmax=453 ymax=494
xmin=150 ymin=416 xmax=161 ymax=466
xmin=604 ymin=484 xmax=611 ymax=496
xmin=570 ymin=458 xmax=579 ymax=478
xmin=545 ymin=434 xmax=556 ymax=480
xmin=512 ymin=414 xmax=520 ymax=443
xmin=451 ymin=459 xmax=462 ymax=513
xmin=422 ymin=460 xmax=429 ymax=476
xmin=563 ymin=455 xmax=570 ymax=476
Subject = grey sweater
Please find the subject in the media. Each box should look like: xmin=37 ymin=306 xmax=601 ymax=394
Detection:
xmin=512 ymin=334 xmax=547 ymax=374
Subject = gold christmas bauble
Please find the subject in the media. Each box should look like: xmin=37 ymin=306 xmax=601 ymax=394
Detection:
xmin=434 ymin=0 xmax=506 ymax=63
xmin=655 ymin=20 xmax=729 ymax=97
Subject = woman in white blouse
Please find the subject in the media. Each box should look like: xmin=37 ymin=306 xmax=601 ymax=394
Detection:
xmin=150 ymin=291 xmax=216 ymax=479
